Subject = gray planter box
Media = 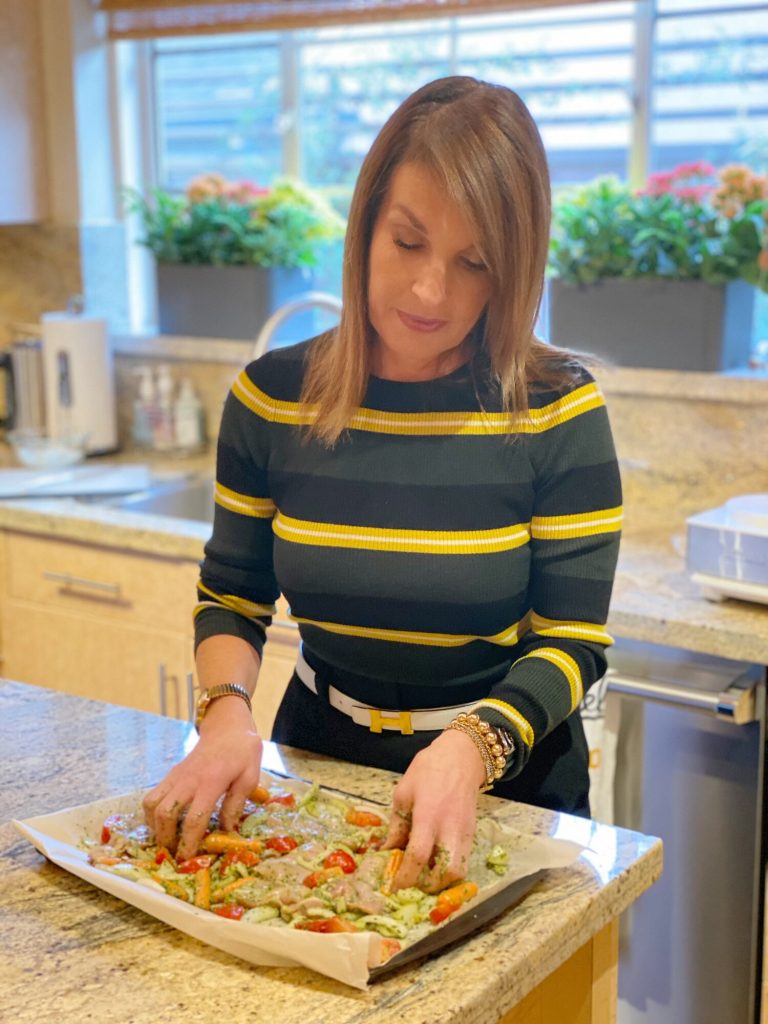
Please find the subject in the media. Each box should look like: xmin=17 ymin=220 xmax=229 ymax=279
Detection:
xmin=548 ymin=278 xmax=755 ymax=371
xmin=156 ymin=263 xmax=315 ymax=340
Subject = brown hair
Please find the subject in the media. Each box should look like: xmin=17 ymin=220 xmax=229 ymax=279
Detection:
xmin=301 ymin=76 xmax=577 ymax=445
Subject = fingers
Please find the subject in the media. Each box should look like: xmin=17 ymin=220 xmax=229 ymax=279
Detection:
xmin=176 ymin=786 xmax=221 ymax=860
xmin=219 ymin=765 xmax=263 ymax=832
xmin=383 ymin=788 xmax=412 ymax=851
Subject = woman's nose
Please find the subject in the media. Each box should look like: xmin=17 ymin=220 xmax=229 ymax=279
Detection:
xmin=412 ymin=262 xmax=447 ymax=306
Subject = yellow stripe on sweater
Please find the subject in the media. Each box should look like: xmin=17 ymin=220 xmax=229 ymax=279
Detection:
xmin=472 ymin=699 xmax=535 ymax=748
xmin=196 ymin=581 xmax=275 ymax=619
xmin=531 ymin=506 xmax=623 ymax=540
xmin=529 ymin=611 xmax=613 ymax=646
xmin=233 ymin=373 xmax=605 ymax=437
xmin=289 ymin=614 xmax=523 ymax=648
xmin=273 ymin=511 xmax=531 ymax=554
xmin=214 ymin=482 xmax=276 ymax=519
xmin=513 ymin=647 xmax=583 ymax=711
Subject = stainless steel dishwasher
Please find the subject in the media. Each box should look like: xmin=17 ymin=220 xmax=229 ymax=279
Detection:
xmin=605 ymin=638 xmax=766 ymax=1024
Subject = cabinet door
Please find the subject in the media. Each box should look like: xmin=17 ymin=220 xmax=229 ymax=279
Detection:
xmin=0 ymin=0 xmax=46 ymax=222
xmin=2 ymin=600 xmax=190 ymax=718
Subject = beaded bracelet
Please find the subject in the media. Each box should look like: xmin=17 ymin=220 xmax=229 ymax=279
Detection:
xmin=446 ymin=712 xmax=511 ymax=791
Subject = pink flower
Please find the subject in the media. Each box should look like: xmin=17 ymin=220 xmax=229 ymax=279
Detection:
xmin=224 ymin=180 xmax=270 ymax=204
xmin=645 ymin=171 xmax=675 ymax=196
xmin=672 ymin=161 xmax=716 ymax=180
xmin=672 ymin=184 xmax=713 ymax=204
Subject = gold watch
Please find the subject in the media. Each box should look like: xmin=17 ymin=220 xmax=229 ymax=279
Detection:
xmin=194 ymin=683 xmax=252 ymax=731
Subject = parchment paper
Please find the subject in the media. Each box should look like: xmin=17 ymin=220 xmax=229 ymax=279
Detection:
xmin=13 ymin=775 xmax=583 ymax=989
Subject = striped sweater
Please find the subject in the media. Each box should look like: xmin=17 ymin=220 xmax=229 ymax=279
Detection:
xmin=195 ymin=340 xmax=623 ymax=782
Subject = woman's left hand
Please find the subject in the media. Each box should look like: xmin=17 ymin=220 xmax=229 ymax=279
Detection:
xmin=383 ymin=728 xmax=487 ymax=892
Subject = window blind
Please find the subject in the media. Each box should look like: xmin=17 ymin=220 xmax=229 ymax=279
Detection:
xmin=93 ymin=0 xmax=611 ymax=39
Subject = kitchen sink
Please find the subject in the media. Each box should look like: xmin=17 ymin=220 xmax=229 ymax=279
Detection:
xmin=85 ymin=475 xmax=215 ymax=524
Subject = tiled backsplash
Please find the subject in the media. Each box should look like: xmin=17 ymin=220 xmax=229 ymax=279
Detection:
xmin=0 ymin=225 xmax=82 ymax=345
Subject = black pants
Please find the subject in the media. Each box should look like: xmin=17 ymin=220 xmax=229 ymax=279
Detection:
xmin=271 ymin=673 xmax=591 ymax=818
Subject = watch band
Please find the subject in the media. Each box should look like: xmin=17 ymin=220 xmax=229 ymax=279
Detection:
xmin=195 ymin=683 xmax=252 ymax=731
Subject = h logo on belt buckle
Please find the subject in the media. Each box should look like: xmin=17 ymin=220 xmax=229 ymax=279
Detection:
xmin=368 ymin=708 xmax=414 ymax=735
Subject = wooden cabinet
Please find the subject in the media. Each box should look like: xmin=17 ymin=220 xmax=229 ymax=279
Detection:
xmin=0 ymin=0 xmax=47 ymax=223
xmin=0 ymin=530 xmax=198 ymax=717
xmin=0 ymin=529 xmax=298 ymax=735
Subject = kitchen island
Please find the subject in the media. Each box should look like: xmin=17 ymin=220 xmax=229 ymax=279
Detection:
xmin=0 ymin=680 xmax=661 ymax=1024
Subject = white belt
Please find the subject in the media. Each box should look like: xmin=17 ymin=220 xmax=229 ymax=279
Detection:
xmin=295 ymin=646 xmax=480 ymax=735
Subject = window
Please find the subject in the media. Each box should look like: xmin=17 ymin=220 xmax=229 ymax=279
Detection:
xmin=145 ymin=0 xmax=768 ymax=354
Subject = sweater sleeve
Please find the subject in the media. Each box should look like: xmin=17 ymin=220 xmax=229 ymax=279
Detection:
xmin=194 ymin=364 xmax=280 ymax=659
xmin=473 ymin=380 xmax=623 ymax=780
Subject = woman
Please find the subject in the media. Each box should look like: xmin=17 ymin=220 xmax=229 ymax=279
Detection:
xmin=144 ymin=76 xmax=622 ymax=894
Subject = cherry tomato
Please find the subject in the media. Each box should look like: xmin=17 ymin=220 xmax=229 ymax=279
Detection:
xmin=154 ymin=848 xmax=175 ymax=866
xmin=265 ymin=835 xmax=299 ymax=855
xmin=295 ymin=916 xmax=359 ymax=933
xmin=345 ymin=809 xmax=384 ymax=828
xmin=266 ymin=792 xmax=296 ymax=808
xmin=323 ymin=849 xmax=356 ymax=874
xmin=429 ymin=901 xmax=461 ymax=925
xmin=177 ymin=854 xmax=215 ymax=874
xmin=221 ymin=849 xmax=260 ymax=871
xmin=213 ymin=904 xmax=246 ymax=920
xmin=100 ymin=814 xmax=127 ymax=844
xmin=355 ymin=835 xmax=384 ymax=854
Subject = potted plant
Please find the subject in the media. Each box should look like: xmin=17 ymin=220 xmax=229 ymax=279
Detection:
xmin=547 ymin=162 xmax=768 ymax=370
xmin=124 ymin=173 xmax=346 ymax=339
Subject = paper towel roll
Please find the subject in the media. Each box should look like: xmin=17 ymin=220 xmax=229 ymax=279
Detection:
xmin=41 ymin=312 xmax=118 ymax=453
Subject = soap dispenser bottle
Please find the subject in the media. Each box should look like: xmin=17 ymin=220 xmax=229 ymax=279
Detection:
xmin=131 ymin=366 xmax=156 ymax=448
xmin=174 ymin=378 xmax=205 ymax=452
xmin=154 ymin=364 xmax=176 ymax=450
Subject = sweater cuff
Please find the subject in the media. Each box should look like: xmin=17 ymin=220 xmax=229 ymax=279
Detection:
xmin=193 ymin=606 xmax=267 ymax=660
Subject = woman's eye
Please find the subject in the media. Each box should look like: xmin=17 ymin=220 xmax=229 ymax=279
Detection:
xmin=394 ymin=237 xmax=421 ymax=252
xmin=463 ymin=257 xmax=488 ymax=273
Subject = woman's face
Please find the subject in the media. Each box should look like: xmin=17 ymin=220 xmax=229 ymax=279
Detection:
xmin=367 ymin=161 xmax=492 ymax=381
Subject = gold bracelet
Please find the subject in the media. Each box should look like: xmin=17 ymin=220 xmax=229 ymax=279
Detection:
xmin=447 ymin=712 xmax=510 ymax=790
xmin=448 ymin=721 xmax=496 ymax=790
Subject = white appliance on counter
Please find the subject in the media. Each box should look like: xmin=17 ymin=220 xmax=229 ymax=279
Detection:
xmin=40 ymin=310 xmax=118 ymax=454
xmin=606 ymin=639 xmax=765 ymax=1024
xmin=687 ymin=494 xmax=768 ymax=605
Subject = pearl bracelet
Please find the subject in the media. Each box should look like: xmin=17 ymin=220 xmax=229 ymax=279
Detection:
xmin=446 ymin=712 xmax=512 ymax=791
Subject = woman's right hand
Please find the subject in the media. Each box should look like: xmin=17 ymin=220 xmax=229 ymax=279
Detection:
xmin=142 ymin=696 xmax=263 ymax=861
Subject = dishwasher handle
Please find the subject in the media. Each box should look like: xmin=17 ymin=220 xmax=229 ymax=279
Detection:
xmin=604 ymin=668 xmax=759 ymax=725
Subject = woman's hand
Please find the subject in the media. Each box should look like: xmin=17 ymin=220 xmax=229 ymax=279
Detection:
xmin=142 ymin=697 xmax=263 ymax=861
xmin=383 ymin=728 xmax=486 ymax=893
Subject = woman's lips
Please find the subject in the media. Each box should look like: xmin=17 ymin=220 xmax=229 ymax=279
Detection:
xmin=396 ymin=309 xmax=448 ymax=333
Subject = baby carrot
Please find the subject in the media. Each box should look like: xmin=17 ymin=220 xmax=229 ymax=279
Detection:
xmin=200 ymin=832 xmax=262 ymax=854
xmin=194 ymin=867 xmax=211 ymax=910
xmin=380 ymin=849 xmax=404 ymax=895
xmin=437 ymin=881 xmax=478 ymax=906
xmin=211 ymin=877 xmax=253 ymax=901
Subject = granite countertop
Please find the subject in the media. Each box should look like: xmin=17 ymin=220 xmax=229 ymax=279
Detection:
xmin=0 ymin=680 xmax=661 ymax=1024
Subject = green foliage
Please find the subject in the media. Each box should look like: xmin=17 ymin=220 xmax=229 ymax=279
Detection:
xmin=123 ymin=177 xmax=346 ymax=269
xmin=549 ymin=164 xmax=768 ymax=293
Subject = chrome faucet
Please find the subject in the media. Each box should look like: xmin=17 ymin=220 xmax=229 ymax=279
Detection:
xmin=251 ymin=291 xmax=342 ymax=361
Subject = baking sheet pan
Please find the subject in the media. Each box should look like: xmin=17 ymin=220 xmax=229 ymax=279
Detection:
xmin=13 ymin=773 xmax=582 ymax=989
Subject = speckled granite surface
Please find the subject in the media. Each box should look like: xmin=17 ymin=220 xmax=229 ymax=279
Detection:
xmin=0 ymin=680 xmax=661 ymax=1024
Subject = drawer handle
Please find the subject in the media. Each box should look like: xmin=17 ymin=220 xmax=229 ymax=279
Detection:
xmin=43 ymin=570 xmax=123 ymax=600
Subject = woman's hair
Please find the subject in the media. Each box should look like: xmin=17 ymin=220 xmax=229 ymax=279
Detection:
xmin=301 ymin=75 xmax=577 ymax=445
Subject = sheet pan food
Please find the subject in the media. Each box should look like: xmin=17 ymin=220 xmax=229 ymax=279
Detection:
xmin=14 ymin=774 xmax=583 ymax=987
xmin=83 ymin=780 xmax=519 ymax=965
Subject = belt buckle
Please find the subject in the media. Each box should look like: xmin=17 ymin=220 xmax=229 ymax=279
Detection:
xmin=368 ymin=708 xmax=414 ymax=735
